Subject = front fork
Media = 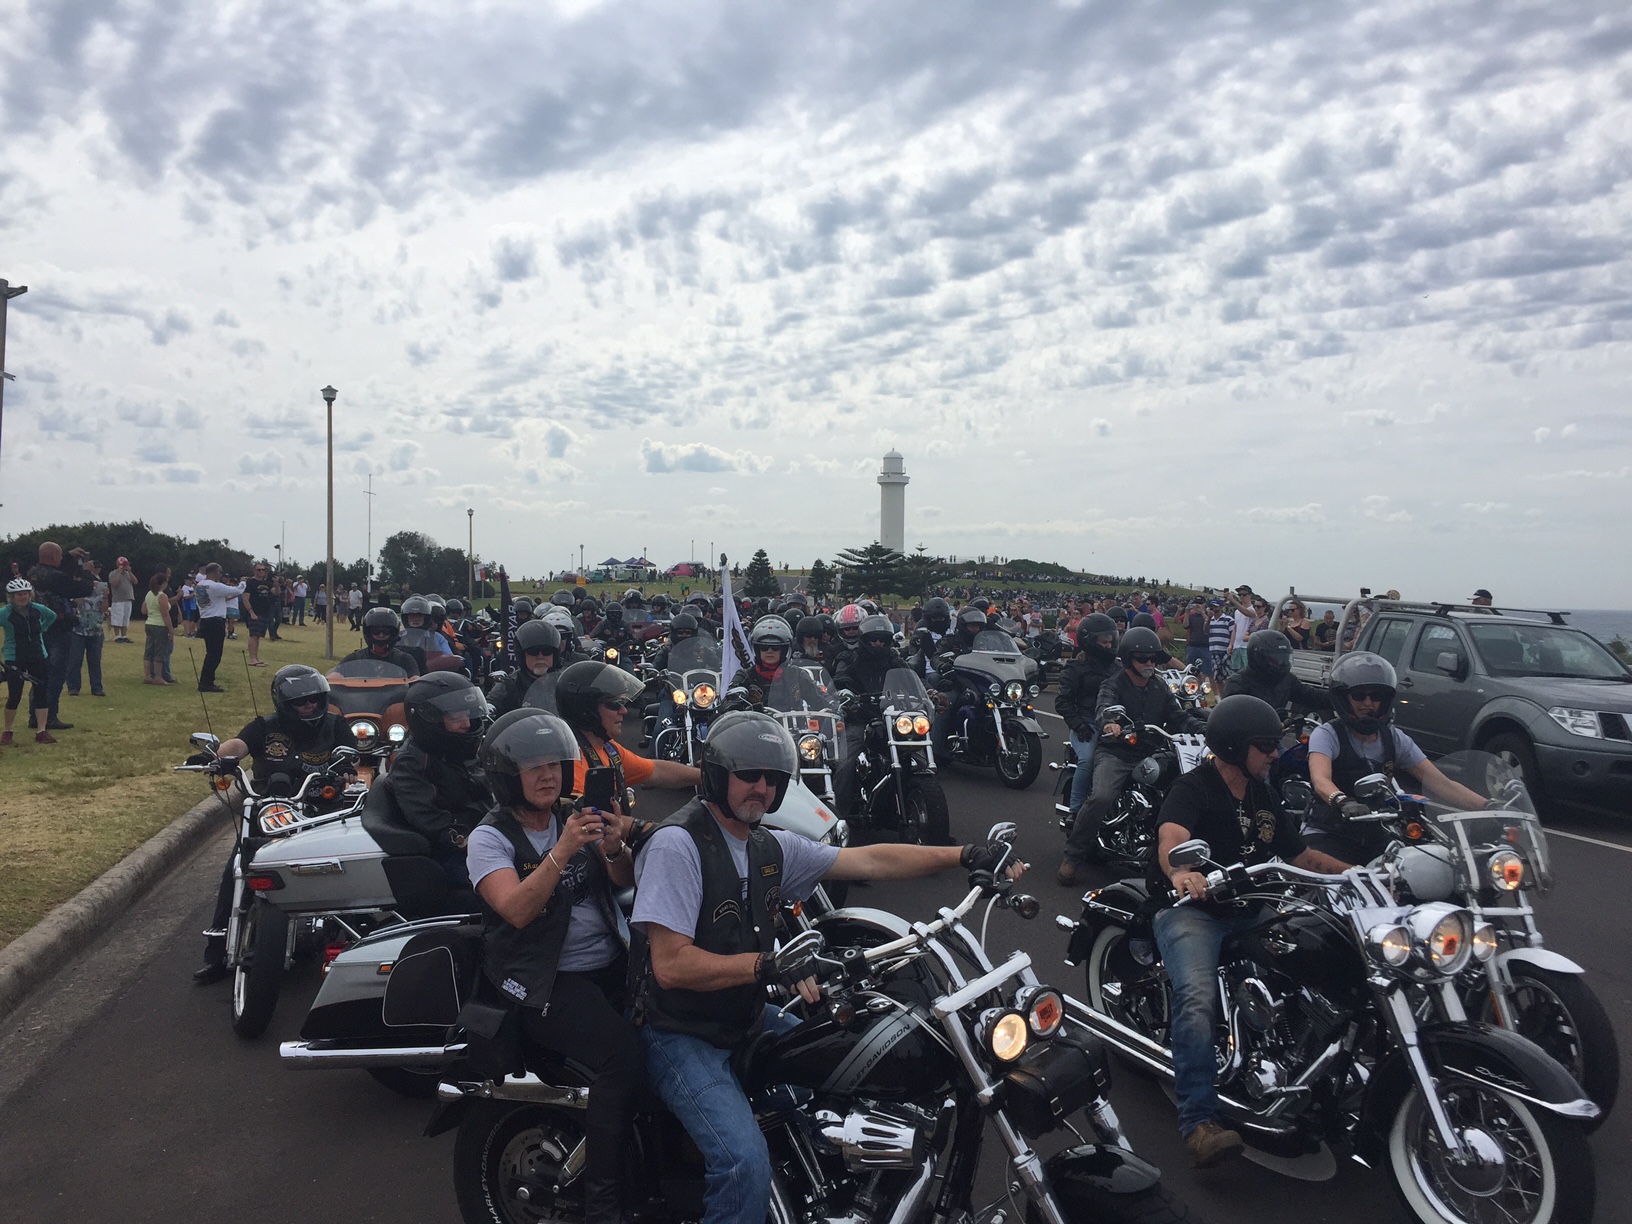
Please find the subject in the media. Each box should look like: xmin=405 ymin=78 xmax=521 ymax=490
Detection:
xmin=1381 ymin=982 xmax=1478 ymax=1158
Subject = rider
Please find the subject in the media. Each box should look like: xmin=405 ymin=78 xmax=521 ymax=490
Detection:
xmin=341 ymin=606 xmax=421 ymax=676
xmin=1057 ymin=625 xmax=1205 ymax=885
xmin=1222 ymin=629 xmax=1324 ymax=715
xmin=726 ymin=615 xmax=798 ymax=703
xmin=486 ymin=620 xmax=564 ymax=717
xmin=467 ymin=709 xmax=641 ymax=1224
xmin=594 ymin=602 xmax=633 ymax=651
xmin=1152 ymin=695 xmax=1350 ymax=1167
xmin=790 ymin=615 xmax=827 ymax=669
xmin=1305 ymin=652 xmax=1488 ymax=864
xmin=400 ymin=595 xmax=452 ymax=671
xmin=650 ymin=612 xmax=700 ymax=673
xmin=555 ymin=659 xmax=701 ymax=804
xmin=927 ymin=606 xmax=993 ymax=755
xmin=630 ymin=710 xmax=1025 ymax=1224
xmin=385 ymin=672 xmax=491 ymax=888
xmin=907 ymin=596 xmax=953 ymax=680
xmin=833 ymin=613 xmax=908 ymax=696
xmin=1053 ymin=612 xmax=1120 ymax=821
xmin=191 ymin=665 xmax=357 ymax=984
xmin=824 ymin=603 xmax=866 ymax=672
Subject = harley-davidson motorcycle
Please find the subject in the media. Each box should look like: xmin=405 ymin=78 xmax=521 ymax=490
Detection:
xmin=326 ymin=658 xmax=411 ymax=778
xmin=936 ymin=629 xmax=1047 ymax=790
xmin=845 ymin=667 xmax=950 ymax=845
xmin=1059 ymin=824 xmax=1600 ymax=1223
xmin=423 ymin=825 xmax=1199 ymax=1224
xmin=647 ymin=636 xmax=724 ymax=766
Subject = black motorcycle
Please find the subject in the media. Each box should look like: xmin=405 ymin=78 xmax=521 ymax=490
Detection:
xmin=937 ymin=629 xmax=1046 ymax=789
xmin=846 ymin=667 xmax=950 ymax=845
xmin=433 ymin=826 xmax=1200 ymax=1224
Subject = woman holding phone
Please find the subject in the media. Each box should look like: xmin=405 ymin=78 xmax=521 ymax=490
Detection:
xmin=464 ymin=709 xmax=642 ymax=1224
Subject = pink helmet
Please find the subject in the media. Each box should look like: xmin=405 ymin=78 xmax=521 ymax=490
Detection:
xmin=834 ymin=604 xmax=865 ymax=634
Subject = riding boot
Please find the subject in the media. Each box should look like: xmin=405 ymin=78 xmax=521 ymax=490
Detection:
xmin=581 ymin=1167 xmax=626 ymax=1224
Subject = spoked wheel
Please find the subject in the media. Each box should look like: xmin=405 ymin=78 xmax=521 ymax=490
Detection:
xmin=230 ymin=898 xmax=287 ymax=1038
xmin=1480 ymin=963 xmax=1619 ymax=1128
xmin=997 ymin=727 xmax=1043 ymax=790
xmin=454 ymin=1103 xmax=586 ymax=1224
xmin=1387 ymin=1081 xmax=1594 ymax=1224
xmin=901 ymin=775 xmax=951 ymax=845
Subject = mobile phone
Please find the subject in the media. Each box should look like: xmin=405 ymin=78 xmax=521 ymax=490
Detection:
xmin=578 ymin=766 xmax=617 ymax=812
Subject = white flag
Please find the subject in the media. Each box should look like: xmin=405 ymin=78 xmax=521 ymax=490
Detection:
xmin=718 ymin=558 xmax=751 ymax=692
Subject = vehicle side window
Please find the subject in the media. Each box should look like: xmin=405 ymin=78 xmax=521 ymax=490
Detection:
xmin=1410 ymin=623 xmax=1464 ymax=672
xmin=1369 ymin=617 xmax=1413 ymax=667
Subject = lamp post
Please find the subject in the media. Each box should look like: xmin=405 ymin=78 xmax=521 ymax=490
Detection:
xmin=467 ymin=508 xmax=475 ymax=605
xmin=0 ymin=279 xmax=28 ymax=486
xmin=579 ymin=543 xmax=584 ymax=576
xmin=364 ymin=472 xmax=375 ymax=595
xmin=321 ymin=385 xmax=338 ymax=660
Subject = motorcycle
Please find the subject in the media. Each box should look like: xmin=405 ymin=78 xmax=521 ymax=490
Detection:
xmin=648 ymin=636 xmax=724 ymax=766
xmin=845 ymin=668 xmax=950 ymax=845
xmin=753 ymin=662 xmax=846 ymax=809
xmin=326 ymin=657 xmax=412 ymax=780
xmin=431 ymin=825 xmax=1200 ymax=1224
xmin=1303 ymin=750 xmax=1620 ymax=1126
xmin=1060 ymin=835 xmax=1600 ymax=1223
xmin=1027 ymin=629 xmax=1067 ymax=689
xmin=1053 ymin=704 xmax=1208 ymax=871
xmin=1159 ymin=663 xmax=1212 ymax=713
xmin=937 ymin=629 xmax=1047 ymax=790
xmin=179 ymin=733 xmax=477 ymax=1041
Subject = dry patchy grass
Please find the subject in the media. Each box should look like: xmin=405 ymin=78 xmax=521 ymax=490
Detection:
xmin=0 ymin=620 xmax=363 ymax=949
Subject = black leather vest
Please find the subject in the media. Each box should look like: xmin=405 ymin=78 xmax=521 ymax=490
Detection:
xmin=478 ymin=805 xmax=622 ymax=1014
xmin=1308 ymin=725 xmax=1398 ymax=835
xmin=632 ymin=800 xmax=782 ymax=1050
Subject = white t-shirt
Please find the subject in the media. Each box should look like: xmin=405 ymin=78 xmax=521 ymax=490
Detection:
xmin=294 ymin=581 xmax=309 ymax=598
xmin=194 ymin=578 xmax=246 ymax=620
xmin=349 ymin=589 xmax=364 ymax=609
xmin=1231 ymin=610 xmax=1254 ymax=650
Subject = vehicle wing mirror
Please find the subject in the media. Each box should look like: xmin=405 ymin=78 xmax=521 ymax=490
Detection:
xmin=986 ymin=821 xmax=1018 ymax=844
xmin=1435 ymin=651 xmax=1466 ymax=679
xmin=1280 ymin=779 xmax=1314 ymax=810
xmin=1353 ymin=774 xmax=1396 ymax=804
xmin=190 ymin=732 xmax=221 ymax=754
xmin=1168 ymin=839 xmax=1211 ymax=870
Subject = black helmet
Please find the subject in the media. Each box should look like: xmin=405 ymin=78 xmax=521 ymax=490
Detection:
xmin=405 ymin=672 xmax=489 ymax=759
xmin=445 ymin=598 xmax=466 ymax=619
xmin=1246 ymin=630 xmax=1292 ymax=679
xmin=752 ymin=596 xmax=773 ymax=617
xmin=857 ymin=599 xmax=880 ymax=616
xmin=555 ymin=659 xmax=646 ymax=734
xmin=669 ymin=612 xmax=698 ymax=641
xmin=780 ymin=593 xmax=809 ymax=614
xmin=401 ymin=594 xmax=433 ymax=627
xmin=1130 ymin=612 xmax=1158 ymax=632
xmin=1076 ymin=612 xmax=1117 ymax=657
xmin=512 ymin=597 xmax=535 ymax=621
xmin=970 ymin=597 xmax=992 ymax=613
xmin=515 ymin=619 xmax=563 ymax=662
xmin=1204 ymin=694 xmax=1284 ymax=767
xmin=921 ymin=597 xmax=952 ymax=633
xmin=795 ymin=615 xmax=825 ymax=646
xmin=1107 ymin=607 xmax=1128 ymax=625
xmin=858 ymin=613 xmax=894 ymax=653
xmin=1117 ymin=625 xmax=1167 ymax=664
xmin=816 ymin=612 xmax=836 ymax=640
xmin=955 ymin=606 xmax=987 ymax=635
xmin=271 ymin=664 xmax=331 ymax=727
xmin=551 ymin=590 xmax=576 ymax=608
xmin=1330 ymin=651 xmax=1398 ymax=734
xmin=362 ymin=605 xmax=402 ymax=648
xmin=650 ymin=594 xmax=672 ymax=612
xmin=479 ymin=710 xmax=581 ymax=809
xmin=698 ymin=710 xmax=798 ymax=818
xmin=749 ymin=615 xmax=793 ymax=654
xmin=603 ymin=603 xmax=625 ymax=625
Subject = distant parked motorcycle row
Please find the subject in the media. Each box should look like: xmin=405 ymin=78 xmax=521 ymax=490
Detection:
xmin=169 ymin=585 xmax=1621 ymax=1224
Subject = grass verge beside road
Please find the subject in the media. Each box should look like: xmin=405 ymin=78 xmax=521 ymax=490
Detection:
xmin=0 ymin=621 xmax=349 ymax=952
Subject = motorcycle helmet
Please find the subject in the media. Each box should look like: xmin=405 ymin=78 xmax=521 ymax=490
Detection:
xmin=780 ymin=593 xmax=809 ymax=615
xmin=857 ymin=599 xmax=880 ymax=616
xmin=622 ymin=589 xmax=645 ymax=607
xmin=794 ymin=615 xmax=825 ymax=651
xmin=650 ymin=594 xmax=671 ymax=612
xmin=752 ymin=596 xmax=773 ymax=618
xmin=551 ymin=590 xmax=576 ymax=608
xmin=749 ymin=614 xmax=793 ymax=661
xmin=834 ymin=604 xmax=865 ymax=640
xmin=512 ymin=597 xmax=535 ymax=622
xmin=405 ymin=671 xmax=489 ymax=760
xmin=685 ymin=593 xmax=711 ymax=612
xmin=1204 ymin=694 xmax=1283 ymax=768
xmin=1130 ymin=612 xmax=1158 ymax=632
xmin=362 ymin=605 xmax=403 ymax=649
xmin=480 ymin=709 xmax=582 ymax=810
xmin=1107 ymin=607 xmax=1128 ymax=627
xmin=445 ymin=598 xmax=466 ymax=620
xmin=1329 ymin=651 xmax=1398 ymax=734
xmin=400 ymin=595 xmax=433 ymax=629
xmin=554 ymin=659 xmax=646 ymax=734
xmin=271 ymin=664 xmax=331 ymax=728
xmin=697 ymin=710 xmax=798 ymax=818
xmin=955 ymin=606 xmax=987 ymax=638
xmin=1075 ymin=612 xmax=1117 ymax=658
xmin=539 ymin=605 xmax=576 ymax=634
xmin=816 ymin=612 xmax=836 ymax=641
xmin=970 ymin=597 xmax=992 ymax=613
xmin=668 ymin=612 xmax=699 ymax=642
xmin=1245 ymin=630 xmax=1293 ymax=679
xmin=921 ymin=597 xmax=952 ymax=634
xmin=858 ymin=614 xmax=895 ymax=655
xmin=7 ymin=577 xmax=33 ymax=595
xmin=515 ymin=619 xmax=563 ymax=671
xmin=1116 ymin=625 xmax=1167 ymax=665
xmin=602 ymin=603 xmax=625 ymax=627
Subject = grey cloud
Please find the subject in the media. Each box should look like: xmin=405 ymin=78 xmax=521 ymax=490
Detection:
xmin=641 ymin=438 xmax=771 ymax=474
xmin=238 ymin=451 xmax=282 ymax=475
xmin=492 ymin=233 xmax=538 ymax=282
xmin=136 ymin=438 xmax=176 ymax=463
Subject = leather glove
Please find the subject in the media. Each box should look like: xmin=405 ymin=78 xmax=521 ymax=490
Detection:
xmin=960 ymin=840 xmax=1013 ymax=875
xmin=1338 ymin=798 xmax=1372 ymax=821
xmin=758 ymin=932 xmax=830 ymax=990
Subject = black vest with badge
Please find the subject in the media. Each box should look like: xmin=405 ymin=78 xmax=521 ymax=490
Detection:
xmin=1307 ymin=725 xmax=1398 ymax=836
xmin=251 ymin=711 xmax=349 ymax=786
xmin=477 ymin=804 xmax=624 ymax=1014
xmin=631 ymin=798 xmax=782 ymax=1050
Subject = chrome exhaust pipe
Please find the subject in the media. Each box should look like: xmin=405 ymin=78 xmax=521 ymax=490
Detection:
xmin=279 ymin=1039 xmax=465 ymax=1069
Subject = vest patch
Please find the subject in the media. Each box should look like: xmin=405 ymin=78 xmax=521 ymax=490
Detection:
xmin=712 ymin=899 xmax=741 ymax=924
xmin=765 ymin=886 xmax=781 ymax=913
xmin=500 ymin=977 xmax=528 ymax=1001
xmin=759 ymin=863 xmax=779 ymax=877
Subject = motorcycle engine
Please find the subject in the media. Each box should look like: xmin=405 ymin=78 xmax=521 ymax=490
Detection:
xmin=813 ymin=1104 xmax=929 ymax=1171
xmin=1234 ymin=978 xmax=1283 ymax=1032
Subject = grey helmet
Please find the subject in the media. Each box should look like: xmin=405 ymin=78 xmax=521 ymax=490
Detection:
xmin=698 ymin=710 xmax=799 ymax=817
xmin=480 ymin=710 xmax=582 ymax=809
xmin=1330 ymin=651 xmax=1398 ymax=734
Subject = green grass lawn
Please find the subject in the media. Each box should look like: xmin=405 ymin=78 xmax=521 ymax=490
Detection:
xmin=0 ymin=619 xmax=354 ymax=951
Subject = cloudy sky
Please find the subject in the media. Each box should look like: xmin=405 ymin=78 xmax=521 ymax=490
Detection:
xmin=3 ymin=0 xmax=1630 ymax=603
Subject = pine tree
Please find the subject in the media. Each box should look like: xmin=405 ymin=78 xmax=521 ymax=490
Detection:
xmin=742 ymin=549 xmax=780 ymax=598
xmin=832 ymin=542 xmax=904 ymax=598
xmin=807 ymin=558 xmax=833 ymax=601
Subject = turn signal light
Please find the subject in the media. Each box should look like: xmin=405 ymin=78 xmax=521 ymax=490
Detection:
xmin=1405 ymin=822 xmax=1425 ymax=841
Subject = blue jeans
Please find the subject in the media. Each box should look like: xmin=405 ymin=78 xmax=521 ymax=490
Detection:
xmin=641 ymin=1007 xmax=798 ymax=1224
xmin=1153 ymin=904 xmax=1271 ymax=1135
xmin=65 ymin=633 xmax=105 ymax=695
xmin=1185 ymin=645 xmax=1210 ymax=671
xmin=1067 ymin=729 xmax=1097 ymax=814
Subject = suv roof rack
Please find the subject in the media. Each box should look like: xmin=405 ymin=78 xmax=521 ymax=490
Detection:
xmin=1372 ymin=599 xmax=1569 ymax=626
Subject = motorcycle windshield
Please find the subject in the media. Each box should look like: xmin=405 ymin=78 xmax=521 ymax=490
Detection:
xmin=1419 ymin=750 xmax=1551 ymax=894
xmin=765 ymin=665 xmax=843 ymax=747
xmin=326 ymin=660 xmax=411 ymax=715
xmin=970 ymin=629 xmax=1023 ymax=654
xmin=522 ymin=672 xmax=561 ymax=716
xmin=666 ymin=636 xmax=722 ymax=678
xmin=881 ymin=668 xmax=932 ymax=715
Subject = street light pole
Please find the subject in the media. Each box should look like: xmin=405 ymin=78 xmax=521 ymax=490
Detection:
xmin=364 ymin=472 xmax=375 ymax=594
xmin=467 ymin=508 xmax=475 ymax=605
xmin=0 ymin=279 xmax=29 ymax=488
xmin=322 ymin=385 xmax=338 ymax=660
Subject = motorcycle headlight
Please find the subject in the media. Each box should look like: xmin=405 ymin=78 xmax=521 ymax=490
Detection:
xmin=1471 ymin=922 xmax=1499 ymax=963
xmin=988 ymin=682 xmax=1001 ymax=697
xmin=798 ymin=734 xmax=824 ymax=762
xmin=351 ymin=719 xmax=378 ymax=745
xmin=387 ymin=724 xmax=407 ymax=744
xmin=913 ymin=714 xmax=931 ymax=736
xmin=894 ymin=714 xmax=914 ymax=736
xmin=1015 ymin=985 xmax=1064 ymax=1038
xmin=1004 ymin=680 xmax=1024 ymax=702
xmin=604 ymin=647 xmax=618 ymax=662
xmin=1488 ymin=849 xmax=1524 ymax=891
xmin=1367 ymin=923 xmax=1412 ymax=968
xmin=673 ymin=688 xmax=688 ymax=705
xmin=980 ymin=1009 xmax=1030 ymax=1063
xmin=1406 ymin=904 xmax=1474 ymax=976
xmin=1182 ymin=677 xmax=1201 ymax=696
xmin=1028 ymin=684 xmax=1040 ymax=697
xmin=258 ymin=802 xmax=301 ymax=834
xmin=692 ymin=684 xmax=716 ymax=710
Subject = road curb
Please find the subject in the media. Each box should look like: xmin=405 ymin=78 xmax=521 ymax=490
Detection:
xmin=0 ymin=789 xmax=231 ymax=1026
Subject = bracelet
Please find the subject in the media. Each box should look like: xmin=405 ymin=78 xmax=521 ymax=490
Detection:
xmin=1326 ymin=791 xmax=1347 ymax=808
xmin=605 ymin=842 xmax=628 ymax=861
xmin=546 ymin=849 xmax=565 ymax=872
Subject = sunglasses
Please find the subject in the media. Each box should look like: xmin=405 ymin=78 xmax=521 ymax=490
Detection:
xmin=1349 ymin=688 xmax=1390 ymax=704
xmin=731 ymin=769 xmax=777 ymax=784
xmin=600 ymin=699 xmax=634 ymax=712
xmin=524 ymin=646 xmax=556 ymax=657
xmin=1129 ymin=653 xmax=1163 ymax=664
xmin=1249 ymin=738 xmax=1281 ymax=754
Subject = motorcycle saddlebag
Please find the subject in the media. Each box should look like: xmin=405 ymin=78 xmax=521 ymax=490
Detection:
xmin=1002 ymin=1033 xmax=1111 ymax=1139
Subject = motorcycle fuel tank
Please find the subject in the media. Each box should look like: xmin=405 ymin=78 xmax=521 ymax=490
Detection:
xmin=759 ymin=989 xmax=956 ymax=1101
xmin=1233 ymin=912 xmax=1364 ymax=1000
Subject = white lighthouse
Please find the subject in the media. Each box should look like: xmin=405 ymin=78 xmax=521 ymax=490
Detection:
xmin=877 ymin=450 xmax=909 ymax=553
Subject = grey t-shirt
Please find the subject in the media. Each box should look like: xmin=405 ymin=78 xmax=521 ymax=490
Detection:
xmin=109 ymin=570 xmax=135 ymax=603
xmin=1308 ymin=723 xmax=1427 ymax=774
xmin=466 ymin=821 xmax=621 ymax=973
xmin=632 ymin=811 xmax=841 ymax=939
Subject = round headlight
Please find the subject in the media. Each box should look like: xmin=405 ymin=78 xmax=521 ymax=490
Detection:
xmin=387 ymin=724 xmax=407 ymax=743
xmin=988 ymin=682 xmax=1002 ymax=697
xmin=351 ymin=719 xmax=378 ymax=743
xmin=798 ymin=734 xmax=823 ymax=762
xmin=1367 ymin=923 xmax=1413 ymax=968
xmin=604 ymin=647 xmax=618 ymax=662
xmin=1420 ymin=908 xmax=1474 ymax=976
xmin=1488 ymin=850 xmax=1525 ymax=892
xmin=913 ymin=714 xmax=931 ymax=736
xmin=692 ymin=684 xmax=717 ymax=710
xmin=983 ymin=1010 xmax=1030 ymax=1062
xmin=895 ymin=714 xmax=915 ymax=736
xmin=1183 ymin=677 xmax=1201 ymax=696
xmin=673 ymin=688 xmax=688 ymax=705
xmin=1028 ymin=684 xmax=1041 ymax=697
xmin=1471 ymin=922 xmax=1499 ymax=963
xmin=1016 ymin=985 xmax=1064 ymax=1038
xmin=1004 ymin=680 xmax=1024 ymax=702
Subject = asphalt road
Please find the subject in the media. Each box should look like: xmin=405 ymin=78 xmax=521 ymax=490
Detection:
xmin=1 ymin=715 xmax=1628 ymax=1224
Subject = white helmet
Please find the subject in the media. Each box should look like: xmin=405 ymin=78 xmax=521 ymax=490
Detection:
xmin=6 ymin=577 xmax=33 ymax=594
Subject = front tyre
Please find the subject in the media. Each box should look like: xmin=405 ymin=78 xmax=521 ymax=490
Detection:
xmin=454 ymin=1102 xmax=586 ymax=1224
xmin=997 ymin=727 xmax=1043 ymax=790
xmin=1386 ymin=1081 xmax=1594 ymax=1224
xmin=901 ymin=775 xmax=951 ymax=845
xmin=1481 ymin=963 xmax=1620 ymax=1128
xmin=231 ymin=898 xmax=287 ymax=1039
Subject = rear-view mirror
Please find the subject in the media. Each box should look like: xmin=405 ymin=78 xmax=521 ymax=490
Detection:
xmin=1168 ymin=839 xmax=1211 ymax=869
